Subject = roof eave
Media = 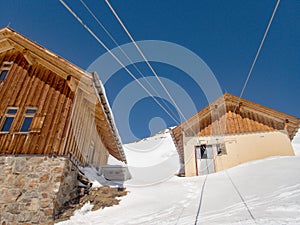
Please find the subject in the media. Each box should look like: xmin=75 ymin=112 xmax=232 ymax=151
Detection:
xmin=91 ymin=72 xmax=127 ymax=163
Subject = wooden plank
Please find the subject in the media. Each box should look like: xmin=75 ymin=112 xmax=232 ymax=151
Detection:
xmin=26 ymin=68 xmax=51 ymax=154
xmin=37 ymin=74 xmax=61 ymax=155
xmin=0 ymin=134 xmax=8 ymax=154
xmin=0 ymin=49 xmax=9 ymax=64
xmin=59 ymin=95 xmax=74 ymax=156
xmin=52 ymin=83 xmax=72 ymax=155
xmin=249 ymin=111 xmax=257 ymax=132
xmin=226 ymin=111 xmax=233 ymax=134
xmin=10 ymin=133 xmax=21 ymax=154
xmin=29 ymin=66 xmax=47 ymax=106
xmin=14 ymin=133 xmax=27 ymax=154
xmin=0 ymin=53 xmax=20 ymax=112
xmin=220 ymin=113 xmax=226 ymax=135
xmin=30 ymin=71 xmax=56 ymax=154
xmin=11 ymin=63 xmax=39 ymax=133
xmin=3 ymin=134 xmax=13 ymax=154
xmin=79 ymin=100 xmax=90 ymax=162
xmin=68 ymin=89 xmax=83 ymax=161
xmin=245 ymin=116 xmax=252 ymax=133
xmin=49 ymin=80 xmax=69 ymax=155
xmin=233 ymin=112 xmax=241 ymax=134
xmin=236 ymin=114 xmax=245 ymax=133
xmin=14 ymin=64 xmax=37 ymax=107
xmin=23 ymin=66 xmax=44 ymax=108
xmin=8 ymin=62 xmax=28 ymax=107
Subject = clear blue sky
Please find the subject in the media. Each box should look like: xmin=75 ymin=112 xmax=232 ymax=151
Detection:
xmin=1 ymin=0 xmax=299 ymax=143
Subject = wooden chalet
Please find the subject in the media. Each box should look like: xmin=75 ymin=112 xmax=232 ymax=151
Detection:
xmin=171 ymin=93 xmax=300 ymax=176
xmin=0 ymin=27 xmax=126 ymax=167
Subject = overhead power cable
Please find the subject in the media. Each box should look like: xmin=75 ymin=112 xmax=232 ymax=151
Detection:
xmin=59 ymin=0 xmax=181 ymax=125
xmin=79 ymin=0 xmax=178 ymax=120
xmin=105 ymin=0 xmax=190 ymax=123
xmin=233 ymin=0 xmax=281 ymax=113
xmin=61 ymin=0 xmax=203 ymax=141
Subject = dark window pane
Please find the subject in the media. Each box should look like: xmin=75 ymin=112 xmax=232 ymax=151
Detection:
xmin=20 ymin=117 xmax=33 ymax=132
xmin=0 ymin=70 xmax=8 ymax=81
xmin=7 ymin=109 xmax=18 ymax=114
xmin=200 ymin=145 xmax=208 ymax=159
xmin=25 ymin=109 xmax=37 ymax=114
xmin=1 ymin=117 xmax=14 ymax=132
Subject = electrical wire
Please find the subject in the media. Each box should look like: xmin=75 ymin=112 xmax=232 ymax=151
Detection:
xmin=61 ymin=0 xmax=223 ymax=175
xmin=59 ymin=0 xmax=181 ymax=125
xmin=105 ymin=0 xmax=190 ymax=123
xmin=79 ymin=0 xmax=178 ymax=120
xmin=233 ymin=0 xmax=281 ymax=113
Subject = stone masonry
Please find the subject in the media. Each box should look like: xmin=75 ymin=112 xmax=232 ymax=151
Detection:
xmin=0 ymin=156 xmax=79 ymax=225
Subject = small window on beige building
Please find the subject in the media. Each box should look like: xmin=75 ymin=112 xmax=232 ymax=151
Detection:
xmin=217 ymin=143 xmax=227 ymax=155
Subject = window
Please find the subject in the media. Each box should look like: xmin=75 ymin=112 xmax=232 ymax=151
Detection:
xmin=216 ymin=144 xmax=222 ymax=155
xmin=196 ymin=145 xmax=208 ymax=159
xmin=20 ymin=108 xmax=37 ymax=132
xmin=0 ymin=108 xmax=18 ymax=132
xmin=195 ymin=144 xmax=214 ymax=159
xmin=216 ymin=143 xmax=227 ymax=155
xmin=200 ymin=145 xmax=208 ymax=159
xmin=0 ymin=70 xmax=9 ymax=81
xmin=0 ymin=61 xmax=12 ymax=81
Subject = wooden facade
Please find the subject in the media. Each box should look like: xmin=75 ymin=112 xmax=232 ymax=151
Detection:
xmin=0 ymin=27 xmax=126 ymax=167
xmin=172 ymin=93 xmax=300 ymax=163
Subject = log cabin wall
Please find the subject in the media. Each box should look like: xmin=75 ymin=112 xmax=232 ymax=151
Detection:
xmin=63 ymin=87 xmax=109 ymax=167
xmin=0 ymin=49 xmax=109 ymax=167
xmin=0 ymin=49 xmax=72 ymax=156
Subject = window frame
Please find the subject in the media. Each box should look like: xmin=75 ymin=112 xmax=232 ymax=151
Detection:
xmin=0 ymin=107 xmax=19 ymax=133
xmin=19 ymin=107 xmax=37 ymax=133
xmin=216 ymin=143 xmax=227 ymax=156
xmin=0 ymin=70 xmax=9 ymax=81
xmin=195 ymin=144 xmax=217 ymax=159
xmin=0 ymin=61 xmax=13 ymax=82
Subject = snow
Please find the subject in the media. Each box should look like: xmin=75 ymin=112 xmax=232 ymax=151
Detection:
xmin=79 ymin=167 xmax=105 ymax=188
xmin=107 ymin=155 xmax=126 ymax=166
xmin=57 ymin=129 xmax=300 ymax=225
xmin=122 ymin=129 xmax=180 ymax=186
xmin=292 ymin=128 xmax=300 ymax=156
xmin=73 ymin=202 xmax=93 ymax=216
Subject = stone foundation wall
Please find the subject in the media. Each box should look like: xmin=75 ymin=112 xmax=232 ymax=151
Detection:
xmin=0 ymin=156 xmax=79 ymax=225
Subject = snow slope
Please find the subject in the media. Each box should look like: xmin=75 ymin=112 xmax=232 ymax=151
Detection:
xmin=292 ymin=129 xmax=300 ymax=156
xmin=122 ymin=129 xmax=180 ymax=186
xmin=57 ymin=129 xmax=300 ymax=225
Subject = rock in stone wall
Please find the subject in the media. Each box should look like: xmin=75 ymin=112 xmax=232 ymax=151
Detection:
xmin=0 ymin=156 xmax=79 ymax=225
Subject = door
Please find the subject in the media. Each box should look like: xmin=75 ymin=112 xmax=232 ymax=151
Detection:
xmin=195 ymin=144 xmax=215 ymax=175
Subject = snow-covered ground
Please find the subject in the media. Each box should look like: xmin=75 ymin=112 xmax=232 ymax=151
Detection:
xmin=122 ymin=129 xmax=180 ymax=186
xmin=292 ymin=129 xmax=300 ymax=156
xmin=57 ymin=129 xmax=300 ymax=225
